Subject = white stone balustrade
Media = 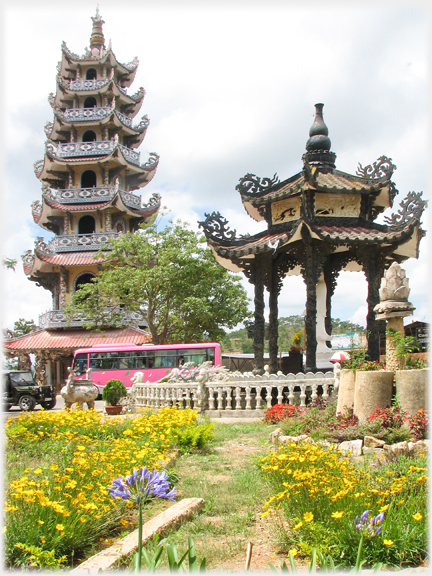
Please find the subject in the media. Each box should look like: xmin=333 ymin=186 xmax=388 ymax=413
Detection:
xmin=132 ymin=371 xmax=334 ymax=416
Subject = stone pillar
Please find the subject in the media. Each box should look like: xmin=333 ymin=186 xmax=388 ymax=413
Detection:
xmin=395 ymin=369 xmax=428 ymax=416
xmin=385 ymin=317 xmax=405 ymax=371
xmin=268 ymin=259 xmax=279 ymax=374
xmin=253 ymin=276 xmax=265 ymax=374
xmin=361 ymin=254 xmax=386 ymax=362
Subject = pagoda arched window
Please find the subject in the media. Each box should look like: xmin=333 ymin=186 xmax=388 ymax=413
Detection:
xmin=81 ymin=170 xmax=97 ymax=188
xmin=86 ymin=68 xmax=97 ymax=80
xmin=83 ymin=96 xmax=97 ymax=108
xmin=74 ymin=272 xmax=96 ymax=294
xmin=82 ymin=130 xmax=97 ymax=142
xmin=78 ymin=215 xmax=96 ymax=235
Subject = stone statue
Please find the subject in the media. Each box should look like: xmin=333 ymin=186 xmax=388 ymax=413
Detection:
xmin=61 ymin=367 xmax=99 ymax=409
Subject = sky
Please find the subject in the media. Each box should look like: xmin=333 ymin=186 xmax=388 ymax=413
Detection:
xmin=1 ymin=0 xmax=430 ymax=334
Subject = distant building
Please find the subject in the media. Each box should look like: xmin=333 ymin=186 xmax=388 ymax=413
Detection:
xmin=4 ymin=10 xmax=159 ymax=387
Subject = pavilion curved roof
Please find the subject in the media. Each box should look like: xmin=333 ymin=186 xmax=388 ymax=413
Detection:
xmin=238 ymin=158 xmax=398 ymax=222
xmin=4 ymin=326 xmax=150 ymax=354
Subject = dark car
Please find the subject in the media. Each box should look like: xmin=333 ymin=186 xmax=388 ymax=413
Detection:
xmin=3 ymin=371 xmax=57 ymax=411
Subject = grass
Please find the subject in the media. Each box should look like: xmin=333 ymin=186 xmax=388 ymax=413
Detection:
xmin=120 ymin=420 xmax=281 ymax=571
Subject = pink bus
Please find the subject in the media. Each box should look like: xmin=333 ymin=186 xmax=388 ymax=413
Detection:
xmin=72 ymin=342 xmax=221 ymax=394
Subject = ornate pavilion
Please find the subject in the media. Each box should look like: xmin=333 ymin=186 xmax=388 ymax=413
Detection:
xmin=200 ymin=103 xmax=427 ymax=373
xmin=4 ymin=10 xmax=159 ymax=387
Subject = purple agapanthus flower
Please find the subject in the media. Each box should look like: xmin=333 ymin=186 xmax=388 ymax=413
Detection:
xmin=108 ymin=466 xmax=176 ymax=505
xmin=355 ymin=509 xmax=384 ymax=537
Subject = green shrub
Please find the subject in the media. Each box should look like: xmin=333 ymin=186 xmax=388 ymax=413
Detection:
xmin=102 ymin=379 xmax=127 ymax=406
xmin=175 ymin=422 xmax=214 ymax=453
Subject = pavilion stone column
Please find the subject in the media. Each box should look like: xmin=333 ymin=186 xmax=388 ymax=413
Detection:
xmin=253 ymin=277 xmax=265 ymax=374
xmin=361 ymin=252 xmax=387 ymax=362
xmin=268 ymin=257 xmax=280 ymax=374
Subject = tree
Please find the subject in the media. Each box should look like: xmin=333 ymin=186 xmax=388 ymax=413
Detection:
xmin=66 ymin=220 xmax=252 ymax=344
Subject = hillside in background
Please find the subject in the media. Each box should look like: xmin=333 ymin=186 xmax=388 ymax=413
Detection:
xmin=221 ymin=315 xmax=365 ymax=354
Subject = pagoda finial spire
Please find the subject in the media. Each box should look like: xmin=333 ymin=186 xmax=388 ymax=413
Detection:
xmin=90 ymin=5 xmax=105 ymax=50
xmin=303 ymin=103 xmax=337 ymax=169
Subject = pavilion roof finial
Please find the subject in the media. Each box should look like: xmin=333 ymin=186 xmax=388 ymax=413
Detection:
xmin=90 ymin=5 xmax=105 ymax=49
xmin=303 ymin=103 xmax=336 ymax=169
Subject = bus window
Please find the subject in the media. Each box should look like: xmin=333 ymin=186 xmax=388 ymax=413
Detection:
xmin=73 ymin=353 xmax=88 ymax=375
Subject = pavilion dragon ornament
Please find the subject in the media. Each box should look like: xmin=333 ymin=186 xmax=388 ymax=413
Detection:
xmin=356 ymin=155 xmax=397 ymax=180
xmin=235 ymin=173 xmax=280 ymax=196
xmin=199 ymin=212 xmax=237 ymax=243
xmin=383 ymin=191 xmax=428 ymax=227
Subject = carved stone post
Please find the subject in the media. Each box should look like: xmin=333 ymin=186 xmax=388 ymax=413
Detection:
xmin=253 ymin=271 xmax=265 ymax=374
xmin=360 ymin=252 xmax=387 ymax=361
xmin=268 ymin=257 xmax=279 ymax=374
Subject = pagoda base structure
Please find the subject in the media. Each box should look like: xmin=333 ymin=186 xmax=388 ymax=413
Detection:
xmin=200 ymin=104 xmax=427 ymax=373
xmin=4 ymin=327 xmax=150 ymax=390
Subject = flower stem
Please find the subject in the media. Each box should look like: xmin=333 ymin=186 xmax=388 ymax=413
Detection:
xmin=355 ymin=534 xmax=364 ymax=572
xmin=136 ymin=500 xmax=143 ymax=573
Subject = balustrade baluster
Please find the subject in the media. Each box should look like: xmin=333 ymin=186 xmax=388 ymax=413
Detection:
xmin=265 ymin=386 xmax=272 ymax=409
xmin=185 ymin=388 xmax=192 ymax=409
xmin=235 ymin=387 xmax=242 ymax=410
xmin=208 ymin=387 xmax=215 ymax=410
xmin=288 ymin=384 xmax=295 ymax=405
xmin=255 ymin=387 xmax=262 ymax=409
xmin=300 ymin=384 xmax=307 ymax=407
xmin=245 ymin=387 xmax=252 ymax=410
xmin=216 ymin=387 xmax=223 ymax=411
xmin=322 ymin=383 xmax=329 ymax=401
xmin=277 ymin=386 xmax=284 ymax=405
xmin=311 ymin=383 xmax=318 ymax=402
xmin=225 ymin=387 xmax=232 ymax=410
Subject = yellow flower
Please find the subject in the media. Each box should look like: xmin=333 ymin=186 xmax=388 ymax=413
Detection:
xmin=50 ymin=464 xmax=58 ymax=471
xmin=33 ymin=469 xmax=42 ymax=475
xmin=331 ymin=511 xmax=344 ymax=519
xmin=289 ymin=549 xmax=298 ymax=557
xmin=413 ymin=513 xmax=423 ymax=521
xmin=383 ymin=540 xmax=394 ymax=546
xmin=77 ymin=446 xmax=86 ymax=451
xmin=55 ymin=524 xmax=65 ymax=532
xmin=397 ymin=499 xmax=405 ymax=506
xmin=79 ymin=518 xmax=86 ymax=524
xmin=293 ymin=521 xmax=303 ymax=530
xmin=119 ymin=518 xmax=128 ymax=526
xmin=37 ymin=520 xmax=44 ymax=525
xmin=379 ymin=504 xmax=390 ymax=513
xmin=303 ymin=512 xmax=314 ymax=523
xmin=261 ymin=510 xmax=270 ymax=518
xmin=40 ymin=536 xmax=46 ymax=544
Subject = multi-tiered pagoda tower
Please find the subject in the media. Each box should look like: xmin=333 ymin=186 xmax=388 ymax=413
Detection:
xmin=5 ymin=10 xmax=160 ymax=385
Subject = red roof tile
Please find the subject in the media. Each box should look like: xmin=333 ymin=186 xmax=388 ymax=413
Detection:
xmin=4 ymin=327 xmax=151 ymax=352
xmin=36 ymin=252 xmax=105 ymax=266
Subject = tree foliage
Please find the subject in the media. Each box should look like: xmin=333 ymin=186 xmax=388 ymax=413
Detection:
xmin=66 ymin=220 xmax=251 ymax=344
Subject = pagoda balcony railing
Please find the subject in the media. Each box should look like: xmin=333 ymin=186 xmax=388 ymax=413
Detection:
xmin=38 ymin=308 xmax=145 ymax=330
xmin=52 ymin=141 xmax=141 ymax=166
xmin=63 ymin=107 xmax=112 ymax=122
xmin=47 ymin=232 xmax=117 ymax=253
xmin=69 ymin=78 xmax=110 ymax=91
xmin=44 ymin=186 xmax=141 ymax=209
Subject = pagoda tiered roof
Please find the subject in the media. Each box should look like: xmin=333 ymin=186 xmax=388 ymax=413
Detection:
xmin=34 ymin=141 xmax=159 ymax=189
xmin=31 ymin=186 xmax=161 ymax=230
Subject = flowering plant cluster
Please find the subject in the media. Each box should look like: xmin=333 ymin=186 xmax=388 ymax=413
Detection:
xmin=357 ymin=360 xmax=386 ymax=371
xmin=259 ymin=441 xmax=427 ymax=567
xmin=263 ymin=403 xmax=301 ymax=424
xmin=408 ymin=409 xmax=428 ymax=441
xmin=355 ymin=509 xmax=384 ymax=537
xmin=4 ymin=406 xmax=201 ymax=568
xmin=367 ymin=405 xmax=406 ymax=429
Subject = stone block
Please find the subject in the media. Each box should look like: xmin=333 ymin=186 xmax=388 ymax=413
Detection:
xmin=383 ymin=441 xmax=409 ymax=454
xmin=269 ymin=428 xmax=282 ymax=444
xmin=412 ymin=440 xmax=429 ymax=457
xmin=338 ymin=439 xmax=363 ymax=456
xmin=278 ymin=434 xmax=313 ymax=445
xmin=364 ymin=436 xmax=386 ymax=448
xmin=363 ymin=446 xmax=383 ymax=455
